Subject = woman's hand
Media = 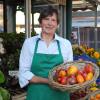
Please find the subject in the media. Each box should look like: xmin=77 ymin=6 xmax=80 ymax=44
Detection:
xmin=29 ymin=76 xmax=57 ymax=89
xmin=29 ymin=76 xmax=49 ymax=84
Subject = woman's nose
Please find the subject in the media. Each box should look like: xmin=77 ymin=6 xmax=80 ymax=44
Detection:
xmin=48 ymin=20 xmax=52 ymax=25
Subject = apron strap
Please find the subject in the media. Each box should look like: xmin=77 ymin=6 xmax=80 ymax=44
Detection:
xmin=56 ymin=40 xmax=62 ymax=55
xmin=34 ymin=38 xmax=40 ymax=54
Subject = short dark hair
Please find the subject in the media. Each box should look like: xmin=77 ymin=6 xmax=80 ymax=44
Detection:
xmin=38 ymin=5 xmax=59 ymax=24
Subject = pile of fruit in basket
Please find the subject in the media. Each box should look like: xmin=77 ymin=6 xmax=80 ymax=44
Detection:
xmin=54 ymin=63 xmax=94 ymax=85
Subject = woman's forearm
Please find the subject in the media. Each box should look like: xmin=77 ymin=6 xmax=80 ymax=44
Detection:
xmin=29 ymin=76 xmax=49 ymax=84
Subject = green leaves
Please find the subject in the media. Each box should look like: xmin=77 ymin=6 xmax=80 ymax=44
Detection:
xmin=0 ymin=93 xmax=3 ymax=100
xmin=0 ymin=87 xmax=10 ymax=100
xmin=0 ymin=70 xmax=5 ymax=84
xmin=0 ymin=71 xmax=10 ymax=100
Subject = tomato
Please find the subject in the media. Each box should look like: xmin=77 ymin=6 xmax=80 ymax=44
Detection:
xmin=95 ymin=93 xmax=100 ymax=99
xmin=76 ymin=74 xmax=85 ymax=83
xmin=60 ymin=77 xmax=68 ymax=85
xmin=67 ymin=65 xmax=78 ymax=76
xmin=68 ymin=75 xmax=77 ymax=85
xmin=58 ymin=69 xmax=67 ymax=77
xmin=77 ymin=70 xmax=83 ymax=75
xmin=84 ymin=64 xmax=93 ymax=73
xmin=90 ymin=96 xmax=95 ymax=100
xmin=82 ymin=71 xmax=87 ymax=80
xmin=77 ymin=70 xmax=87 ymax=80
xmin=85 ymin=72 xmax=93 ymax=81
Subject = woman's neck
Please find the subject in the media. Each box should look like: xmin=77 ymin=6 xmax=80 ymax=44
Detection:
xmin=41 ymin=33 xmax=54 ymax=42
xmin=41 ymin=33 xmax=55 ymax=47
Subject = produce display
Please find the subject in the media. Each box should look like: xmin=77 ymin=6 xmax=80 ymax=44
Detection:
xmin=71 ymin=44 xmax=100 ymax=100
xmin=73 ymin=44 xmax=100 ymax=67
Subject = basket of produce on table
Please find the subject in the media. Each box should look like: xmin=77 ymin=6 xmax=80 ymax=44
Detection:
xmin=70 ymin=81 xmax=100 ymax=100
xmin=88 ymin=89 xmax=100 ymax=100
xmin=48 ymin=61 xmax=99 ymax=93
xmin=70 ymin=87 xmax=91 ymax=100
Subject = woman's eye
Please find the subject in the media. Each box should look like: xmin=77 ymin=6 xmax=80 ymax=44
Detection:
xmin=52 ymin=19 xmax=56 ymax=22
xmin=44 ymin=18 xmax=49 ymax=20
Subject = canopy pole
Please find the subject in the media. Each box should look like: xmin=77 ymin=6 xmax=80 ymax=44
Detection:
xmin=94 ymin=5 xmax=98 ymax=50
xmin=25 ymin=0 xmax=31 ymax=38
xmin=66 ymin=0 xmax=72 ymax=40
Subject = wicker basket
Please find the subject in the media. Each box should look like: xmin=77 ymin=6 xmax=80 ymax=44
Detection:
xmin=88 ymin=89 xmax=100 ymax=100
xmin=70 ymin=87 xmax=92 ymax=100
xmin=48 ymin=61 xmax=99 ymax=92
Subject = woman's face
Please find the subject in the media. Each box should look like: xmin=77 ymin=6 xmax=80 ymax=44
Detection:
xmin=40 ymin=13 xmax=58 ymax=35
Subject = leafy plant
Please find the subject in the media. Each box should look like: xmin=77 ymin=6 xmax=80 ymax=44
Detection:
xmin=0 ymin=70 xmax=10 ymax=100
xmin=0 ymin=32 xmax=36 ymax=70
xmin=0 ymin=32 xmax=25 ymax=70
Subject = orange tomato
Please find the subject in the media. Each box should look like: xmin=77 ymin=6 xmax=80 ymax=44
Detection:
xmin=76 ymin=74 xmax=85 ymax=83
xmin=95 ymin=94 xmax=100 ymax=99
xmin=90 ymin=96 xmax=95 ymax=100
xmin=58 ymin=69 xmax=67 ymax=77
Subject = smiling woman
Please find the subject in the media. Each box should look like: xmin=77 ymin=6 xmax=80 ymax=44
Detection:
xmin=18 ymin=5 xmax=73 ymax=100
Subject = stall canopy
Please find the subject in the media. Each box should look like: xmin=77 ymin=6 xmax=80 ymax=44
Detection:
xmin=1 ymin=0 xmax=100 ymax=10
xmin=1 ymin=0 xmax=100 ymax=39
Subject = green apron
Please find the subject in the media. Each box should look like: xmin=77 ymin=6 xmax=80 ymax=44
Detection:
xmin=26 ymin=39 xmax=70 ymax=100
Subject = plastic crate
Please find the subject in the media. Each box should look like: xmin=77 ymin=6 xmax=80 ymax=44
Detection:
xmin=74 ymin=53 xmax=97 ymax=63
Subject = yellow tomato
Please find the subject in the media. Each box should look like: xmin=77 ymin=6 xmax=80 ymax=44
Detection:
xmin=67 ymin=65 xmax=78 ymax=76
xmin=85 ymin=72 xmax=94 ymax=81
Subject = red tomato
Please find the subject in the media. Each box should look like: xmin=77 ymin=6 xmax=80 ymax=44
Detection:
xmin=60 ymin=77 xmax=68 ymax=85
xmin=68 ymin=75 xmax=77 ymax=85
xmin=82 ymin=72 xmax=87 ymax=80
xmin=84 ymin=64 xmax=93 ymax=73
xmin=77 ymin=70 xmax=83 ymax=75
xmin=77 ymin=70 xmax=87 ymax=80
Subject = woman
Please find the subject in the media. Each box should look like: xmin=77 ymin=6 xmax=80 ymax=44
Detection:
xmin=19 ymin=5 xmax=73 ymax=100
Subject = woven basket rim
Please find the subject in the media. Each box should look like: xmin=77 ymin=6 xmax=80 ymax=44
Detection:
xmin=48 ymin=60 xmax=100 ymax=92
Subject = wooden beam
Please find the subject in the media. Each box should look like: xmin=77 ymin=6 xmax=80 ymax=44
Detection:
xmin=86 ymin=0 xmax=97 ymax=7
xmin=48 ymin=0 xmax=66 ymax=5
